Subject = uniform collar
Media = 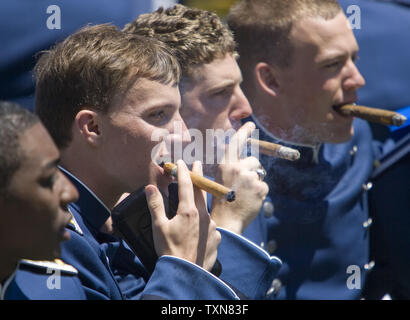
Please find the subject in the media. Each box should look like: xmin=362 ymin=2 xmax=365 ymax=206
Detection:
xmin=59 ymin=166 xmax=111 ymax=232
xmin=0 ymin=269 xmax=17 ymax=300
xmin=250 ymin=114 xmax=322 ymax=164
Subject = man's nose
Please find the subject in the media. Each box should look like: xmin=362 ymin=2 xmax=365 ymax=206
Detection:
xmin=343 ymin=60 xmax=366 ymax=91
xmin=59 ymin=172 xmax=79 ymax=206
xmin=229 ymin=88 xmax=252 ymax=121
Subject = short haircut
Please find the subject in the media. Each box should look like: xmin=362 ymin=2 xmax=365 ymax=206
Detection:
xmin=0 ymin=101 xmax=39 ymax=195
xmin=34 ymin=24 xmax=180 ymax=149
xmin=227 ymin=0 xmax=342 ymax=69
xmin=123 ymin=4 xmax=236 ymax=77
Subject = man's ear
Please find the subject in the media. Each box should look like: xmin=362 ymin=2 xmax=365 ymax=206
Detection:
xmin=74 ymin=110 xmax=102 ymax=146
xmin=254 ymin=62 xmax=280 ymax=97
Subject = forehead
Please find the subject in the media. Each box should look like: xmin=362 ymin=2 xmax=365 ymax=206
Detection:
xmin=187 ymin=54 xmax=242 ymax=87
xmin=111 ymin=78 xmax=181 ymax=114
xmin=290 ymin=12 xmax=358 ymax=62
xmin=14 ymin=123 xmax=59 ymax=177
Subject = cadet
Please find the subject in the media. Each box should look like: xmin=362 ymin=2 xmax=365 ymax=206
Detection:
xmin=123 ymin=3 xmax=269 ymax=237
xmin=34 ymin=24 xmax=281 ymax=299
xmin=0 ymin=101 xmax=83 ymax=299
xmin=227 ymin=0 xmax=383 ymax=299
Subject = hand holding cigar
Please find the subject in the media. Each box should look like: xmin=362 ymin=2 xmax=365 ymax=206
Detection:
xmin=212 ymin=122 xmax=269 ymax=234
xmin=161 ymin=162 xmax=236 ymax=202
xmin=247 ymin=138 xmax=301 ymax=161
xmin=334 ymin=104 xmax=407 ymax=126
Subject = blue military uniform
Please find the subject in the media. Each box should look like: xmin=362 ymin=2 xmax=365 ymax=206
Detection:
xmin=242 ymin=118 xmax=377 ymax=299
xmin=1 ymin=259 xmax=86 ymax=300
xmin=363 ymin=106 xmax=410 ymax=299
xmin=36 ymin=167 xmax=281 ymax=300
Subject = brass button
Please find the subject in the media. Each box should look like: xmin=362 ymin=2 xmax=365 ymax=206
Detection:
xmin=364 ymin=261 xmax=375 ymax=271
xmin=263 ymin=201 xmax=274 ymax=218
xmin=266 ymin=279 xmax=282 ymax=297
xmin=363 ymin=218 xmax=373 ymax=228
xmin=350 ymin=145 xmax=358 ymax=156
xmin=362 ymin=182 xmax=373 ymax=191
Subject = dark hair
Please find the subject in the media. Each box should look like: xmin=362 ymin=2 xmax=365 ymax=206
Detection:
xmin=0 ymin=101 xmax=39 ymax=195
xmin=34 ymin=23 xmax=180 ymax=149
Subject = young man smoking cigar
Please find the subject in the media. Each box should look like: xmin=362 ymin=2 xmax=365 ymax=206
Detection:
xmin=33 ymin=24 xmax=281 ymax=299
xmin=124 ymin=4 xmax=272 ymax=236
xmin=227 ymin=0 xmax=409 ymax=299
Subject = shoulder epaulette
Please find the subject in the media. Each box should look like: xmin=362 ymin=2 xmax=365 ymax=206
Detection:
xmin=19 ymin=259 xmax=78 ymax=276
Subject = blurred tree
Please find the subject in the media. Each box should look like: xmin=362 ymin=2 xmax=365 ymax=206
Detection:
xmin=180 ymin=0 xmax=238 ymax=17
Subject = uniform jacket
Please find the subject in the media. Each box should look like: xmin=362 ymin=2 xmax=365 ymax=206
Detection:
xmin=4 ymin=167 xmax=281 ymax=300
xmin=242 ymin=118 xmax=377 ymax=299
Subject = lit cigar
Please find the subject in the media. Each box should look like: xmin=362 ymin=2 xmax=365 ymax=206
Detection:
xmin=247 ymin=138 xmax=300 ymax=161
xmin=160 ymin=162 xmax=236 ymax=202
xmin=335 ymin=104 xmax=407 ymax=126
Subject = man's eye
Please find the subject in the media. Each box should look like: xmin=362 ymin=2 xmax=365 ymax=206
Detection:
xmin=147 ymin=109 xmax=172 ymax=125
xmin=148 ymin=110 xmax=166 ymax=120
xmin=324 ymin=61 xmax=341 ymax=69
xmin=352 ymin=54 xmax=360 ymax=64
xmin=212 ymin=84 xmax=236 ymax=97
xmin=39 ymin=174 xmax=57 ymax=189
xmin=213 ymin=88 xmax=228 ymax=96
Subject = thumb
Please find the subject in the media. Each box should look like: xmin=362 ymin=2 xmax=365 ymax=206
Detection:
xmin=225 ymin=121 xmax=256 ymax=163
xmin=145 ymin=185 xmax=167 ymax=226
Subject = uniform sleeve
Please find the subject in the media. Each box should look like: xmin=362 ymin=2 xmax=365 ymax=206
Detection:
xmin=141 ymin=256 xmax=239 ymax=300
xmin=216 ymin=227 xmax=282 ymax=300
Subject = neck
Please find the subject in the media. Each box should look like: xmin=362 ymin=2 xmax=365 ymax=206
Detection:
xmin=60 ymin=162 xmax=123 ymax=210
xmin=252 ymin=103 xmax=321 ymax=147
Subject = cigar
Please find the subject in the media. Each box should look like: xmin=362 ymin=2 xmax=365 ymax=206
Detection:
xmin=247 ymin=138 xmax=300 ymax=161
xmin=160 ymin=162 xmax=236 ymax=202
xmin=334 ymin=104 xmax=407 ymax=126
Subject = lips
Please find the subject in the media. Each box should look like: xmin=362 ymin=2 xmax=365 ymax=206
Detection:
xmin=60 ymin=210 xmax=72 ymax=241
xmin=332 ymin=99 xmax=357 ymax=118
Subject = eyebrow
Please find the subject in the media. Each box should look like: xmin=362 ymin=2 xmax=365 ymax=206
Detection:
xmin=317 ymin=48 xmax=359 ymax=64
xmin=41 ymin=157 xmax=61 ymax=172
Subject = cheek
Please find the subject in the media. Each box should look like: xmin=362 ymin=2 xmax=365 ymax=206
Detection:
xmin=10 ymin=194 xmax=59 ymax=244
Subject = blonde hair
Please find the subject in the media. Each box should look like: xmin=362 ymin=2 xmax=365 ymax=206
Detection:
xmin=35 ymin=24 xmax=180 ymax=149
xmin=123 ymin=4 xmax=236 ymax=76
xmin=227 ymin=0 xmax=342 ymax=68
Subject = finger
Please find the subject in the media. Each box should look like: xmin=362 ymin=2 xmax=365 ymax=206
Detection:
xmin=225 ymin=121 xmax=256 ymax=163
xmin=145 ymin=184 xmax=167 ymax=225
xmin=239 ymin=156 xmax=263 ymax=171
xmin=176 ymin=160 xmax=195 ymax=210
xmin=191 ymin=161 xmax=209 ymax=215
